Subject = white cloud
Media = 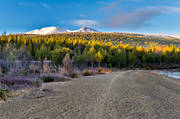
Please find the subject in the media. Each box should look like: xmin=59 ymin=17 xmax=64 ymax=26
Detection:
xmin=146 ymin=6 xmax=180 ymax=14
xmin=162 ymin=6 xmax=180 ymax=13
xmin=72 ymin=19 xmax=99 ymax=27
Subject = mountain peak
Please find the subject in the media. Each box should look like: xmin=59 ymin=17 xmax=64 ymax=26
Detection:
xmin=79 ymin=27 xmax=97 ymax=32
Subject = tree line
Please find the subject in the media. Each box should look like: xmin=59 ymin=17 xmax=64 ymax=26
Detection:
xmin=0 ymin=33 xmax=180 ymax=68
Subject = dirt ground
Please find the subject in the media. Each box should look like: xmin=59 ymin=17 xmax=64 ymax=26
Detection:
xmin=0 ymin=70 xmax=180 ymax=119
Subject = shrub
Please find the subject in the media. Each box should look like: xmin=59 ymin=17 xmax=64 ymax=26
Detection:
xmin=108 ymin=63 xmax=112 ymax=68
xmin=29 ymin=64 xmax=38 ymax=74
xmin=51 ymin=47 xmax=72 ymax=64
xmin=36 ymin=46 xmax=49 ymax=62
xmin=43 ymin=75 xmax=54 ymax=82
xmin=62 ymin=53 xmax=74 ymax=77
xmin=98 ymin=67 xmax=102 ymax=72
xmin=21 ymin=69 xmax=28 ymax=76
xmin=83 ymin=69 xmax=90 ymax=76
xmin=0 ymin=84 xmax=9 ymax=100
xmin=35 ymin=78 xmax=42 ymax=87
xmin=71 ymin=72 xmax=81 ymax=78
xmin=43 ymin=60 xmax=50 ymax=74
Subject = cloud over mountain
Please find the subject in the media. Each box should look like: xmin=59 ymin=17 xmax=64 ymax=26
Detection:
xmin=103 ymin=8 xmax=161 ymax=28
xmin=71 ymin=20 xmax=99 ymax=27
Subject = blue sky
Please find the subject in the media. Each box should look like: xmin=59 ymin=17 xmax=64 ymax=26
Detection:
xmin=0 ymin=0 xmax=180 ymax=35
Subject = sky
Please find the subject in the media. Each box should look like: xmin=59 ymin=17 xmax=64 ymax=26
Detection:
xmin=0 ymin=0 xmax=180 ymax=35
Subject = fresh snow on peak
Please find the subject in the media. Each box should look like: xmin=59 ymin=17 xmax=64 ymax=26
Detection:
xmin=79 ymin=27 xmax=97 ymax=32
xmin=26 ymin=26 xmax=97 ymax=34
xmin=26 ymin=27 xmax=69 ymax=35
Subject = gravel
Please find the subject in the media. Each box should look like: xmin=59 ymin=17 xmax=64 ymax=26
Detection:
xmin=0 ymin=70 xmax=180 ymax=119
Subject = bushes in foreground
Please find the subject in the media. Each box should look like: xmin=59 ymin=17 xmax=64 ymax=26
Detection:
xmin=42 ymin=74 xmax=72 ymax=82
xmin=83 ymin=69 xmax=91 ymax=76
xmin=43 ymin=75 xmax=54 ymax=82
xmin=82 ymin=68 xmax=110 ymax=76
xmin=0 ymin=84 xmax=9 ymax=100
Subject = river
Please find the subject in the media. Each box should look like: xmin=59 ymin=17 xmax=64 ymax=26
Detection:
xmin=157 ymin=70 xmax=180 ymax=79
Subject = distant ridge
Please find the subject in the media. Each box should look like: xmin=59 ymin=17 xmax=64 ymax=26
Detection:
xmin=25 ymin=26 xmax=179 ymax=39
xmin=26 ymin=26 xmax=97 ymax=35
xmin=144 ymin=34 xmax=180 ymax=39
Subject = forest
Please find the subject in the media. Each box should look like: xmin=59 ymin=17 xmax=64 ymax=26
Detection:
xmin=0 ymin=32 xmax=180 ymax=69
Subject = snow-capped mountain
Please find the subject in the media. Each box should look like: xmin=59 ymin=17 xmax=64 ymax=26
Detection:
xmin=26 ymin=26 xmax=97 ymax=35
xmin=26 ymin=27 xmax=69 ymax=35
xmin=26 ymin=27 xmax=179 ymax=39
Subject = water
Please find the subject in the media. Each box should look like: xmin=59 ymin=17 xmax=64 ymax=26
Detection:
xmin=158 ymin=70 xmax=180 ymax=79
